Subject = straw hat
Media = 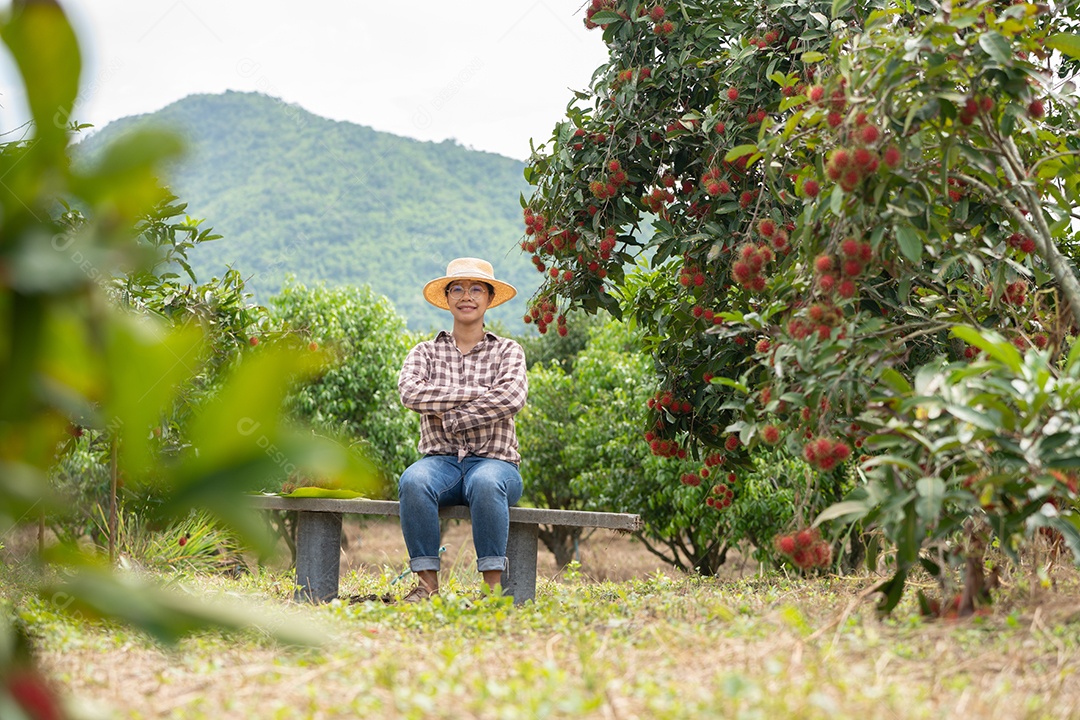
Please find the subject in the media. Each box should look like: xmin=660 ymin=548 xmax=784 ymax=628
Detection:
xmin=423 ymin=257 xmax=517 ymax=310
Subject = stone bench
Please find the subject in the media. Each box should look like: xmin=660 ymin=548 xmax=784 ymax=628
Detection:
xmin=251 ymin=496 xmax=643 ymax=605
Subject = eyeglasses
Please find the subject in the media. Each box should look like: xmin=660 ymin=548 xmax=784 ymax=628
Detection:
xmin=447 ymin=283 xmax=490 ymax=300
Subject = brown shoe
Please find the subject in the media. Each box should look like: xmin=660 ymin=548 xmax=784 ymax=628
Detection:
xmin=401 ymin=585 xmax=438 ymax=603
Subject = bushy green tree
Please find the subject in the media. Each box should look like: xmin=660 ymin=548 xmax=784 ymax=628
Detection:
xmin=269 ymin=278 xmax=420 ymax=488
xmin=521 ymin=0 xmax=1080 ymax=609
xmin=522 ymin=320 xmax=736 ymax=573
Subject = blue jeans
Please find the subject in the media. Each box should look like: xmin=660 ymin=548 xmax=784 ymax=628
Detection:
xmin=398 ymin=455 xmax=523 ymax=573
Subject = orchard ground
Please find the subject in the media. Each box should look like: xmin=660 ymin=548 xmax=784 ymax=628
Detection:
xmin=7 ymin=522 xmax=1080 ymax=719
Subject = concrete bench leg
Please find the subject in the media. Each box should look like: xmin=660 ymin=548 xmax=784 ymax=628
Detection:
xmin=504 ymin=522 xmax=538 ymax=605
xmin=294 ymin=511 xmax=342 ymax=603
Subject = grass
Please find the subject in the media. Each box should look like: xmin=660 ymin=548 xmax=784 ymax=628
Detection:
xmin=12 ymin=558 xmax=1080 ymax=720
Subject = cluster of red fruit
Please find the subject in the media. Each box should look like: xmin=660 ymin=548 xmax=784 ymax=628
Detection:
xmin=802 ymin=436 xmax=851 ymax=471
xmin=613 ymin=65 xmax=651 ymax=90
xmin=747 ymin=29 xmax=782 ymax=49
xmin=787 ymin=301 xmax=845 ymax=341
xmin=745 ymin=108 xmax=768 ymax=124
xmin=731 ymin=242 xmax=774 ymax=292
xmin=806 ymin=83 xmax=849 ymax=127
xmin=690 ymin=303 xmax=721 ymax=324
xmin=699 ymin=166 xmax=731 ymax=197
xmin=589 ymin=159 xmax=629 ymax=200
xmin=999 ymin=279 xmax=1028 ymax=306
xmin=524 ymin=298 xmax=566 ymax=335
xmin=648 ymin=433 xmax=686 ymax=458
xmin=760 ymin=423 xmax=782 ymax=444
xmin=571 ymin=127 xmax=608 ymax=150
xmin=946 ymin=176 xmax=965 ymax=203
xmin=773 ymin=528 xmax=832 ymax=570
xmin=824 ymin=138 xmax=898 ymax=193
xmin=958 ymin=94 xmax=994 ymax=125
xmin=647 ymin=390 xmax=694 ymax=414
xmin=1006 ymin=232 xmax=1037 ymax=255
xmin=706 ymin=482 xmax=734 ymax=509
xmin=633 ymin=3 xmax=675 ymax=33
xmin=548 ymin=265 xmax=574 ymax=283
xmin=680 ymin=470 xmax=702 ymax=486
xmin=522 ymin=207 xmax=547 ymax=237
xmin=583 ymin=0 xmax=617 ymax=28
xmin=813 ymin=238 xmax=873 ymax=300
xmin=678 ymin=263 xmax=706 ymax=288
xmin=598 ymin=226 xmax=618 ymax=260
xmin=641 ymin=186 xmax=675 ymax=213
xmin=755 ymin=217 xmax=791 ymax=254
xmin=522 ymin=208 xmax=583 ymax=265
xmin=1008 ymin=332 xmax=1051 ymax=352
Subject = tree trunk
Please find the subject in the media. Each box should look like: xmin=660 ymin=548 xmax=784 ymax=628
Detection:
xmin=538 ymin=524 xmax=583 ymax=569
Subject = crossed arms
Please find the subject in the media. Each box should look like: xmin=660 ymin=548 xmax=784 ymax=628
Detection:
xmin=398 ymin=340 xmax=527 ymax=434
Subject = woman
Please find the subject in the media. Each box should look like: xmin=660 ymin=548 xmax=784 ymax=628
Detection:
xmin=396 ymin=258 xmax=527 ymax=601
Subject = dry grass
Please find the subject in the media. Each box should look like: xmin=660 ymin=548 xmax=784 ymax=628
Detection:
xmin=12 ymin=520 xmax=1079 ymax=719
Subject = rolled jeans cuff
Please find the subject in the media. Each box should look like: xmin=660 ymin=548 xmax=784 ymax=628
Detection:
xmin=477 ymin=556 xmax=507 ymax=573
xmin=410 ymin=556 xmax=441 ymax=572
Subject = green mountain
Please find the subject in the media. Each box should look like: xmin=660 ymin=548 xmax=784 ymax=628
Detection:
xmin=78 ymin=91 xmax=538 ymax=331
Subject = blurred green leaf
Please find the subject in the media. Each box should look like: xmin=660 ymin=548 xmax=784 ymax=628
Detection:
xmin=0 ymin=2 xmax=80 ymax=149
xmin=1044 ymin=33 xmax=1080 ymax=60
xmin=103 ymin=312 xmax=204 ymax=479
xmin=40 ymin=566 xmax=323 ymax=647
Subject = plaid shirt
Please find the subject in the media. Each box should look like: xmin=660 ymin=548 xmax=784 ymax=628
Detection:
xmin=398 ymin=331 xmax=528 ymax=464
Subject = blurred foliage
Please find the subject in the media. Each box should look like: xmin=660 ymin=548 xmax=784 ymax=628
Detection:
xmin=0 ymin=4 xmax=376 ymax=714
xmin=48 ymin=193 xmax=276 ymax=542
xmin=73 ymin=91 xmax=539 ymax=333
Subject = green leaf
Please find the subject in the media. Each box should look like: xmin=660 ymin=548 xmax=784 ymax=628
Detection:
xmin=879 ymin=368 xmax=913 ymax=395
xmin=41 ymin=566 xmax=323 ymax=647
xmin=588 ymin=10 xmax=623 ymax=23
xmin=1065 ymin=335 xmax=1080 ymax=374
xmin=944 ymin=404 xmax=999 ymax=431
xmin=978 ymin=31 xmax=1013 ymax=65
xmin=709 ymin=376 xmax=749 ymax=393
xmin=0 ymin=3 xmax=81 ymax=148
xmin=875 ymin=567 xmax=910 ymax=614
xmin=813 ymin=500 xmax=871 ymax=526
xmin=895 ymin=224 xmax=922 ymax=263
xmin=281 ymin=487 xmax=367 ymax=499
xmin=915 ymin=476 xmax=946 ymax=524
xmin=102 ymin=313 xmax=204 ymax=480
xmin=724 ymin=144 xmax=759 ymax=162
xmin=951 ymin=326 xmax=1022 ymax=373
xmin=1027 ymin=512 xmax=1080 ymax=564
xmin=1045 ymin=33 xmax=1080 ymax=60
xmin=801 ymin=51 xmax=826 ymax=63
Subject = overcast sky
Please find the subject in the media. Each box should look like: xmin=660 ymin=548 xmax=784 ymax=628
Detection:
xmin=0 ymin=1 xmax=610 ymax=160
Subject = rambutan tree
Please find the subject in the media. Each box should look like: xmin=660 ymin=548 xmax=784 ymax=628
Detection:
xmin=522 ymin=0 xmax=1080 ymax=611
